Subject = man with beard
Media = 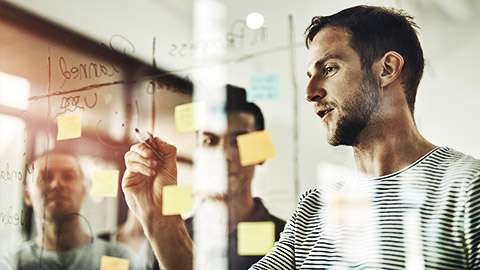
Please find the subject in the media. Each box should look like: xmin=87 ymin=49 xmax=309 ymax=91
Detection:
xmin=121 ymin=5 xmax=480 ymax=270
xmin=0 ymin=150 xmax=138 ymax=270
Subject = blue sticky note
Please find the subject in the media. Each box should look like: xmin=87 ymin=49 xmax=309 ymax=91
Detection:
xmin=247 ymin=73 xmax=281 ymax=102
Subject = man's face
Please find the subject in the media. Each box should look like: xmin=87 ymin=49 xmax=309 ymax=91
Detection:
xmin=306 ymin=26 xmax=380 ymax=146
xmin=200 ymin=111 xmax=257 ymax=198
xmin=26 ymin=153 xmax=86 ymax=221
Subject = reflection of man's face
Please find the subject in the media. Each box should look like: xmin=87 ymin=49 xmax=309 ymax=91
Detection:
xmin=200 ymin=111 xmax=258 ymax=198
xmin=26 ymin=153 xmax=86 ymax=222
xmin=306 ymin=26 xmax=380 ymax=146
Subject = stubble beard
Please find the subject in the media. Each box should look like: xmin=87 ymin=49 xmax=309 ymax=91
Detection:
xmin=327 ymin=71 xmax=380 ymax=146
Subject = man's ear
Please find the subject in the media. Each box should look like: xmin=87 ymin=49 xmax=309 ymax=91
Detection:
xmin=24 ymin=187 xmax=33 ymax=207
xmin=379 ymin=51 xmax=404 ymax=88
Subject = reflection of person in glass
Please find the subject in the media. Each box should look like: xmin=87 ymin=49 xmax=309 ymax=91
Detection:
xmin=0 ymin=150 xmax=137 ymax=270
xmin=144 ymin=86 xmax=285 ymax=270
xmin=122 ymin=5 xmax=480 ymax=270
xmin=190 ymin=86 xmax=285 ymax=269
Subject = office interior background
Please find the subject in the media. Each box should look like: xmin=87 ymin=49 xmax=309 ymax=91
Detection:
xmin=1 ymin=0 xmax=479 ymax=259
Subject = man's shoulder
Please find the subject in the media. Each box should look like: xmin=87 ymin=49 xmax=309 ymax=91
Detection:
xmin=430 ymin=147 xmax=480 ymax=174
xmin=298 ymin=188 xmax=331 ymax=205
xmin=0 ymin=240 xmax=36 ymax=270
xmin=0 ymin=248 xmax=17 ymax=270
xmin=291 ymin=189 xmax=324 ymax=215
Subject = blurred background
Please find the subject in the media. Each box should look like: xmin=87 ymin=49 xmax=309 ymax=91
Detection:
xmin=1 ymin=0 xmax=479 ymax=256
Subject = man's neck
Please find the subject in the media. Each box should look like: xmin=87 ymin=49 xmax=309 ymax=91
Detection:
xmin=34 ymin=215 xmax=90 ymax=252
xmin=226 ymin=191 xmax=255 ymax=232
xmin=352 ymin=112 xmax=436 ymax=178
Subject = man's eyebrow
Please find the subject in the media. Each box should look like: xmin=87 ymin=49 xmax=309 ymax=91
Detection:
xmin=229 ymin=131 xmax=249 ymax=137
xmin=202 ymin=131 xmax=219 ymax=137
xmin=307 ymin=53 xmax=343 ymax=77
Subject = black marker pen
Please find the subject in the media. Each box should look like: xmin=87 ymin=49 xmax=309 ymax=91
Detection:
xmin=135 ymin=128 xmax=164 ymax=160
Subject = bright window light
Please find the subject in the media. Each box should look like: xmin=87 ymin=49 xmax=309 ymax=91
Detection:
xmin=246 ymin=12 xmax=264 ymax=30
xmin=0 ymin=72 xmax=30 ymax=110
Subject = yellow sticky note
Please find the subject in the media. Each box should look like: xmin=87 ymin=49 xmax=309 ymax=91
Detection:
xmin=237 ymin=221 xmax=275 ymax=256
xmin=236 ymin=130 xmax=275 ymax=166
xmin=57 ymin=113 xmax=82 ymax=140
xmin=91 ymin=170 xmax=119 ymax=197
xmin=174 ymin=102 xmax=204 ymax=133
xmin=162 ymin=185 xmax=193 ymax=215
xmin=100 ymin=255 xmax=129 ymax=270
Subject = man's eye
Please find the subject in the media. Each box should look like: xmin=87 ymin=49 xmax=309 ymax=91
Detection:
xmin=324 ymin=66 xmax=336 ymax=76
xmin=63 ymin=173 xmax=75 ymax=181
xmin=37 ymin=173 xmax=51 ymax=183
xmin=202 ymin=136 xmax=219 ymax=147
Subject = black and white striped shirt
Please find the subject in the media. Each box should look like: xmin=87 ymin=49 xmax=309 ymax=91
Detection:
xmin=251 ymin=147 xmax=480 ymax=269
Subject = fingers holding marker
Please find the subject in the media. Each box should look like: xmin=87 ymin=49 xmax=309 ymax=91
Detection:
xmin=139 ymin=134 xmax=176 ymax=157
xmin=127 ymin=162 xmax=155 ymax=177
xmin=130 ymin=142 xmax=156 ymax=159
xmin=125 ymin=146 xmax=158 ymax=176
xmin=135 ymin=129 xmax=164 ymax=160
xmin=152 ymin=136 xmax=177 ymax=157
xmin=132 ymin=129 xmax=177 ymax=171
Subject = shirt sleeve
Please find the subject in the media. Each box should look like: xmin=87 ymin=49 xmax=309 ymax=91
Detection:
xmin=0 ymin=251 xmax=16 ymax=270
xmin=249 ymin=189 xmax=319 ymax=270
xmin=248 ymin=210 xmax=296 ymax=269
xmin=464 ymin=173 xmax=480 ymax=268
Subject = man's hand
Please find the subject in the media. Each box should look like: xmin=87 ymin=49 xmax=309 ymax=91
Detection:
xmin=122 ymin=136 xmax=178 ymax=234
xmin=122 ymin=136 xmax=193 ymax=270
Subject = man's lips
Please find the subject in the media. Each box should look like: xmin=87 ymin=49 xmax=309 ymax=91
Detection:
xmin=316 ymin=108 xmax=334 ymax=120
xmin=46 ymin=194 xmax=68 ymax=202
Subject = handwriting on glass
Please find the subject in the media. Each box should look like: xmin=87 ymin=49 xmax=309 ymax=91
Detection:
xmin=168 ymin=19 xmax=268 ymax=57
xmin=0 ymin=206 xmax=30 ymax=226
xmin=0 ymin=162 xmax=34 ymax=185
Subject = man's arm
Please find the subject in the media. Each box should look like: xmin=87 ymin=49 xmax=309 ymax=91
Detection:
xmin=122 ymin=136 xmax=193 ymax=270
xmin=465 ymin=174 xmax=480 ymax=268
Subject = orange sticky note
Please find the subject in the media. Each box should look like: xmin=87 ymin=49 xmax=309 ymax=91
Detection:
xmin=57 ymin=113 xmax=82 ymax=140
xmin=174 ymin=102 xmax=204 ymax=133
xmin=162 ymin=185 xmax=193 ymax=215
xmin=100 ymin=255 xmax=129 ymax=270
xmin=91 ymin=170 xmax=119 ymax=197
xmin=236 ymin=130 xmax=275 ymax=166
xmin=237 ymin=221 xmax=275 ymax=255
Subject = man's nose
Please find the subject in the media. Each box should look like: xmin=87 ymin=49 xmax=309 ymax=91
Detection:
xmin=49 ymin=174 xmax=62 ymax=190
xmin=224 ymin=142 xmax=235 ymax=162
xmin=305 ymin=76 xmax=327 ymax=103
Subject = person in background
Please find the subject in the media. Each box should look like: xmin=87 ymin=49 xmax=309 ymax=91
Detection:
xmin=0 ymin=149 xmax=138 ymax=270
xmin=129 ymin=85 xmax=285 ymax=270
xmin=193 ymin=86 xmax=285 ymax=269
xmin=144 ymin=85 xmax=285 ymax=270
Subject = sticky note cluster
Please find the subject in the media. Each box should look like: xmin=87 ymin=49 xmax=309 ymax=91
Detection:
xmin=174 ymin=102 xmax=204 ymax=133
xmin=100 ymin=256 xmax=129 ymax=270
xmin=237 ymin=221 xmax=275 ymax=255
xmin=247 ymin=73 xmax=281 ymax=102
xmin=162 ymin=185 xmax=193 ymax=215
xmin=57 ymin=113 xmax=82 ymax=140
xmin=236 ymin=130 xmax=275 ymax=166
xmin=91 ymin=170 xmax=119 ymax=197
